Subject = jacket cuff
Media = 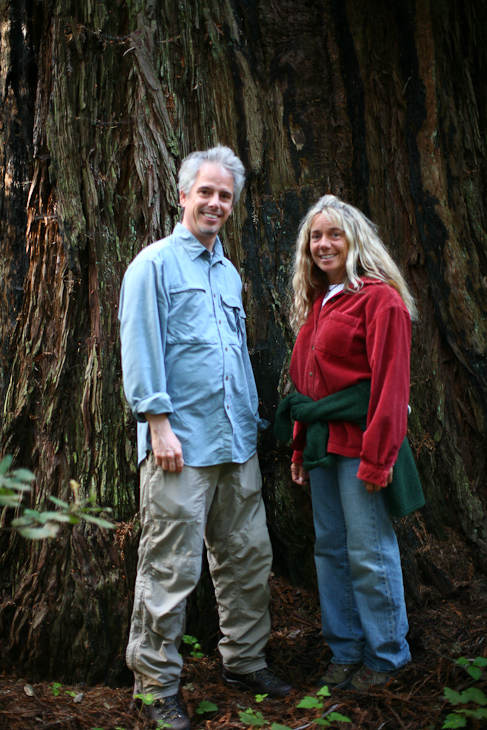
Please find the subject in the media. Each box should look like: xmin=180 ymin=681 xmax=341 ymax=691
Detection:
xmin=357 ymin=460 xmax=390 ymax=487
xmin=292 ymin=451 xmax=304 ymax=466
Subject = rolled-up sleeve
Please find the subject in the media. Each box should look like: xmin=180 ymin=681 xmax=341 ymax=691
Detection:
xmin=119 ymin=257 xmax=173 ymax=421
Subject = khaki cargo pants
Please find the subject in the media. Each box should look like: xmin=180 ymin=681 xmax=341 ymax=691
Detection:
xmin=126 ymin=452 xmax=273 ymax=698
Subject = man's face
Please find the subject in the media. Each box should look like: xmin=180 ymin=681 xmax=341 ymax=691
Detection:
xmin=180 ymin=162 xmax=234 ymax=249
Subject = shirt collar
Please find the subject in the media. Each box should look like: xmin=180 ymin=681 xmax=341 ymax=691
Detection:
xmin=174 ymin=222 xmax=225 ymax=265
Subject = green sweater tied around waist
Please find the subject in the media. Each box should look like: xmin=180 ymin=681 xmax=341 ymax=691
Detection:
xmin=274 ymin=381 xmax=424 ymax=518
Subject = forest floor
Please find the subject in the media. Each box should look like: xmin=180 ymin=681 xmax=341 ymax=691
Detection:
xmin=1 ymin=532 xmax=487 ymax=730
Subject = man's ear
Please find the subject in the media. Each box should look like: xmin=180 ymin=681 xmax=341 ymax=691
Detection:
xmin=179 ymin=189 xmax=186 ymax=208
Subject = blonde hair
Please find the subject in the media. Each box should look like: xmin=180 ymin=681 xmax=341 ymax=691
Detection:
xmin=291 ymin=195 xmax=417 ymax=330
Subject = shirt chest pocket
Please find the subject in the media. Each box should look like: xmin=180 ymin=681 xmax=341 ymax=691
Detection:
xmin=167 ymin=286 xmax=214 ymax=344
xmin=315 ymin=311 xmax=361 ymax=358
xmin=220 ymin=292 xmax=246 ymax=346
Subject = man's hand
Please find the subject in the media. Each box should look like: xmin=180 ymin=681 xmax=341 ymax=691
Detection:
xmin=363 ymin=465 xmax=394 ymax=493
xmin=145 ymin=414 xmax=184 ymax=473
xmin=291 ymin=463 xmax=309 ymax=486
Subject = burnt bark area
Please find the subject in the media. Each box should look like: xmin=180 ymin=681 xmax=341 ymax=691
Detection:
xmin=0 ymin=0 xmax=486 ymax=682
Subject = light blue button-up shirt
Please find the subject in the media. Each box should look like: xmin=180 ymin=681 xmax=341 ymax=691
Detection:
xmin=119 ymin=223 xmax=265 ymax=467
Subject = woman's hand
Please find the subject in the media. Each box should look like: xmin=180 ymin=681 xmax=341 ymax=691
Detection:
xmin=291 ymin=463 xmax=309 ymax=485
xmin=363 ymin=466 xmax=393 ymax=493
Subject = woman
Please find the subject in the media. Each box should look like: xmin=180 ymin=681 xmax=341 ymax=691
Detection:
xmin=287 ymin=195 xmax=417 ymax=691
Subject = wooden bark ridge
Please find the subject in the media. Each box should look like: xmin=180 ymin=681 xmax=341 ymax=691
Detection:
xmin=0 ymin=0 xmax=485 ymax=681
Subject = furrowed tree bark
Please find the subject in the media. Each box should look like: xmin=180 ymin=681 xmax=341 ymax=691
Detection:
xmin=0 ymin=0 xmax=485 ymax=682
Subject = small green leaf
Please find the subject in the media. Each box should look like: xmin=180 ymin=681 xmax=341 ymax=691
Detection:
xmin=19 ymin=524 xmax=60 ymax=539
xmin=51 ymin=682 xmax=62 ymax=696
xmin=270 ymin=724 xmax=294 ymax=730
xmin=0 ymin=456 xmax=13 ymax=475
xmin=444 ymin=687 xmax=465 ymax=705
xmin=467 ymin=666 xmax=482 ymax=680
xmin=442 ymin=712 xmax=467 ymax=728
xmin=11 ymin=515 xmax=37 ymax=527
xmin=82 ymin=513 xmax=114 ymax=529
xmin=196 ymin=700 xmax=218 ymax=714
xmin=0 ymin=493 xmax=23 ymax=508
xmin=328 ymin=712 xmax=351 ymax=722
xmin=470 ymin=708 xmax=487 ymax=718
xmin=12 ymin=468 xmax=36 ymax=483
xmin=316 ymin=685 xmax=331 ymax=697
xmin=472 ymin=658 xmax=487 ymax=667
xmin=456 ymin=657 xmax=470 ymax=667
xmin=239 ymin=709 xmax=266 ymax=726
xmin=463 ymin=687 xmax=487 ymax=705
xmin=49 ymin=495 xmax=70 ymax=509
xmin=3 ymin=481 xmax=31 ymax=493
xmin=37 ymin=511 xmax=73 ymax=524
xmin=18 ymin=509 xmax=41 ymax=520
xmin=134 ymin=692 xmax=155 ymax=705
xmin=183 ymin=635 xmax=198 ymax=645
xmin=255 ymin=693 xmax=268 ymax=703
xmin=296 ymin=696 xmax=323 ymax=709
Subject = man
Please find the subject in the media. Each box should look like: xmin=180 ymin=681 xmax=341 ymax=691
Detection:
xmin=119 ymin=146 xmax=291 ymax=730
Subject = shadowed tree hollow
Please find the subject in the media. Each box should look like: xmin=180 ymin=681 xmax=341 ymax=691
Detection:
xmin=0 ymin=0 xmax=486 ymax=682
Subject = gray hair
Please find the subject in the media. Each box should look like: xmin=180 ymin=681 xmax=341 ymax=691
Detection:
xmin=178 ymin=145 xmax=246 ymax=203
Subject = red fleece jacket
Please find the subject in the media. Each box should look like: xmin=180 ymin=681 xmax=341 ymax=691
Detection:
xmin=289 ymin=279 xmax=411 ymax=486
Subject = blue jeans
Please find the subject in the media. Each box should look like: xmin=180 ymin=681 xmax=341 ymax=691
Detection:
xmin=309 ymin=456 xmax=411 ymax=672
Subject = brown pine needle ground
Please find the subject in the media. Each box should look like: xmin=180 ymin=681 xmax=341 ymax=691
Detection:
xmin=1 ymin=569 xmax=486 ymax=730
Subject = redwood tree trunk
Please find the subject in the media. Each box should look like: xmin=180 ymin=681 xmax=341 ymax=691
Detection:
xmin=0 ymin=0 xmax=485 ymax=682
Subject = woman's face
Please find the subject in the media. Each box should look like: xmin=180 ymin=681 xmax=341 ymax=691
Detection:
xmin=309 ymin=212 xmax=349 ymax=284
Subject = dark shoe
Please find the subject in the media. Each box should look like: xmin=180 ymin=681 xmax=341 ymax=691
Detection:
xmin=349 ymin=665 xmax=395 ymax=692
xmin=317 ymin=662 xmax=362 ymax=689
xmin=222 ymin=667 xmax=292 ymax=697
xmin=145 ymin=695 xmax=190 ymax=729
